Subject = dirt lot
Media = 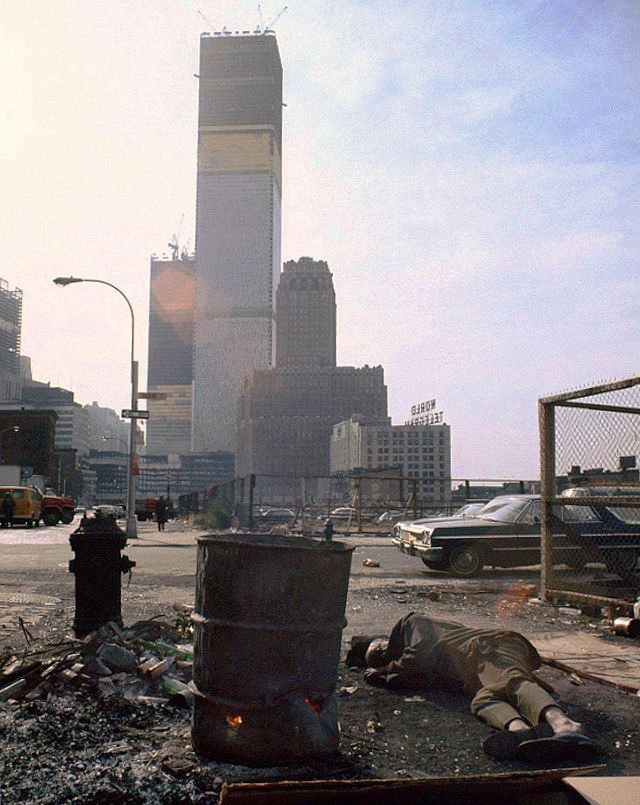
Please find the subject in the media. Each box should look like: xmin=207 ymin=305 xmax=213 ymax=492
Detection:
xmin=1 ymin=528 xmax=639 ymax=803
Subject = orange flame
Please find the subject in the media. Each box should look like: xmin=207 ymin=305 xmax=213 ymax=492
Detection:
xmin=305 ymin=697 xmax=323 ymax=713
xmin=225 ymin=714 xmax=243 ymax=728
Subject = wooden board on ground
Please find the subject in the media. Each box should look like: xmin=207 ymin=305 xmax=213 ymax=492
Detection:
xmin=535 ymin=631 xmax=640 ymax=692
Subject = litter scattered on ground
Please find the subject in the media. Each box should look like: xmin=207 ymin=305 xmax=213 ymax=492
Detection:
xmin=362 ymin=559 xmax=380 ymax=568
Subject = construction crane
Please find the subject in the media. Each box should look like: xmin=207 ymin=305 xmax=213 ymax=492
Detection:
xmin=168 ymin=214 xmax=184 ymax=261
xmin=197 ymin=9 xmax=214 ymax=30
xmin=262 ymin=6 xmax=287 ymax=34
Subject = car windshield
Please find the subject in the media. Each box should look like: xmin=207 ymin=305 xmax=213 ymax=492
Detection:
xmin=477 ymin=496 xmax=600 ymax=524
xmin=476 ymin=497 xmax=531 ymax=523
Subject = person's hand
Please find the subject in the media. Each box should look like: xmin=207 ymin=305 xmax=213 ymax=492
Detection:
xmin=364 ymin=668 xmax=385 ymax=686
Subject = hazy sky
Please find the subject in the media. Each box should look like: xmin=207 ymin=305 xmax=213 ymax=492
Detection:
xmin=1 ymin=0 xmax=638 ymax=478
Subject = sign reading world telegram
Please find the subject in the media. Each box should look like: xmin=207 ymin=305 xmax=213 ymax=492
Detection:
xmin=406 ymin=399 xmax=444 ymax=427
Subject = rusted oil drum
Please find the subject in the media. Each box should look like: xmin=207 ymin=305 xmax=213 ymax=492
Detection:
xmin=190 ymin=533 xmax=354 ymax=766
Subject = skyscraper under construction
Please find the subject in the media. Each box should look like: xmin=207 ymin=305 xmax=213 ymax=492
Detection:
xmin=192 ymin=32 xmax=283 ymax=453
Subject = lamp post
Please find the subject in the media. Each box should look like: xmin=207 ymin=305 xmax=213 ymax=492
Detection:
xmin=54 ymin=276 xmax=138 ymax=538
xmin=101 ymin=435 xmax=129 ymax=453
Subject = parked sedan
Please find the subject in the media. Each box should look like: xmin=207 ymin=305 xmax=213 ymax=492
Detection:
xmin=391 ymin=502 xmax=487 ymax=539
xmin=256 ymin=508 xmax=295 ymax=531
xmin=392 ymin=494 xmax=640 ymax=577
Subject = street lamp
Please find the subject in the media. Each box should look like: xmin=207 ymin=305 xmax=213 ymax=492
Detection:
xmin=54 ymin=276 xmax=138 ymax=538
xmin=102 ymin=435 xmax=129 ymax=453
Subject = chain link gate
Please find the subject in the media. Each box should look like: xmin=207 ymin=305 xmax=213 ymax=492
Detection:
xmin=539 ymin=376 xmax=640 ymax=610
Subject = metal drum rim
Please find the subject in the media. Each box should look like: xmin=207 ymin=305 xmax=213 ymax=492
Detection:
xmin=196 ymin=533 xmax=354 ymax=553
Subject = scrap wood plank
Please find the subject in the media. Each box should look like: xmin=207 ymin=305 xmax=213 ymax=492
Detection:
xmin=219 ymin=765 xmax=604 ymax=804
xmin=535 ymin=633 xmax=640 ymax=693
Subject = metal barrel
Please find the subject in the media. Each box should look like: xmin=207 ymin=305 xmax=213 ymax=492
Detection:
xmin=191 ymin=533 xmax=354 ymax=766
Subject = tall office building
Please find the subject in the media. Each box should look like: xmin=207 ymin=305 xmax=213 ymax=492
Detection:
xmin=276 ymin=257 xmax=336 ymax=369
xmin=146 ymin=254 xmax=196 ymax=455
xmin=192 ymin=32 xmax=283 ymax=453
xmin=238 ymin=254 xmax=388 ymax=488
xmin=0 ymin=278 xmax=22 ymax=401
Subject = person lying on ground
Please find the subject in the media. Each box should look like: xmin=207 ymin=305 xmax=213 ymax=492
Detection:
xmin=352 ymin=612 xmax=601 ymax=763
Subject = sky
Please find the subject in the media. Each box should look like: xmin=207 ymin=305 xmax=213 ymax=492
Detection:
xmin=1 ymin=0 xmax=638 ymax=479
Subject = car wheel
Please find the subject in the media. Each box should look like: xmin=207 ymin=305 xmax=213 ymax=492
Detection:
xmin=42 ymin=510 xmax=59 ymax=527
xmin=26 ymin=519 xmax=33 ymax=529
xmin=447 ymin=545 xmax=484 ymax=577
xmin=60 ymin=509 xmax=75 ymax=525
xmin=421 ymin=558 xmax=447 ymax=571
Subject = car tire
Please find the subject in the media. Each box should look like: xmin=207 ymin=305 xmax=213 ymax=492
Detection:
xmin=42 ymin=510 xmax=59 ymax=527
xmin=447 ymin=545 xmax=484 ymax=577
xmin=60 ymin=509 xmax=75 ymax=525
xmin=421 ymin=558 xmax=447 ymax=571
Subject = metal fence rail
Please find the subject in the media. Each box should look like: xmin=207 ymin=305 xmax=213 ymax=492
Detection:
xmin=539 ymin=376 xmax=640 ymax=610
xmin=202 ymin=473 xmax=538 ymax=534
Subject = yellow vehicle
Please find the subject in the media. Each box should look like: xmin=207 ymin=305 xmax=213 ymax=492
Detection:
xmin=0 ymin=486 xmax=42 ymax=528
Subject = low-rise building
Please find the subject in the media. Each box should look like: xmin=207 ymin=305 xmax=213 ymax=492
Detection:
xmin=330 ymin=414 xmax=452 ymax=502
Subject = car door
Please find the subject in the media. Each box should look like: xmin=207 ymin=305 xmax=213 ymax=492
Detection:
xmin=11 ymin=488 xmax=27 ymax=520
xmin=510 ymin=500 xmax=542 ymax=566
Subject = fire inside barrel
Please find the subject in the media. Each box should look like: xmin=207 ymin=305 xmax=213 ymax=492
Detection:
xmin=190 ymin=533 xmax=353 ymax=766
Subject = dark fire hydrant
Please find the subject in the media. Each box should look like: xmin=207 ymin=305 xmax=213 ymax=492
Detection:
xmin=69 ymin=512 xmax=136 ymax=638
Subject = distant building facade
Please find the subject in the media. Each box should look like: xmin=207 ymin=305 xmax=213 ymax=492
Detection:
xmin=276 ymin=257 xmax=336 ymax=369
xmin=0 ymin=279 xmax=22 ymax=401
xmin=85 ymin=401 xmax=129 ymax=452
xmin=18 ymin=383 xmax=89 ymax=458
xmin=237 ymin=365 xmax=388 ymax=481
xmin=192 ymin=32 xmax=283 ymax=453
xmin=0 ymin=409 xmax=57 ymax=485
xmin=145 ymin=255 xmax=195 ymax=455
xmin=330 ymin=415 xmax=452 ymax=501
xmin=137 ymin=451 xmax=235 ymax=500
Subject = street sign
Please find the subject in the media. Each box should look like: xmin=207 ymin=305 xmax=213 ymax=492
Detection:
xmin=138 ymin=392 xmax=168 ymax=400
xmin=121 ymin=409 xmax=149 ymax=420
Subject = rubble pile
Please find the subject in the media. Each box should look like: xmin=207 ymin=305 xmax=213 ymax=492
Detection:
xmin=0 ymin=608 xmax=214 ymax=804
xmin=0 ymin=613 xmax=195 ymax=710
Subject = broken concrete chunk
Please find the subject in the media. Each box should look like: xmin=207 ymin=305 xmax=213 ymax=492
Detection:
xmin=98 ymin=642 xmax=137 ymax=672
xmin=97 ymin=678 xmax=117 ymax=697
xmin=83 ymin=656 xmax=113 ymax=677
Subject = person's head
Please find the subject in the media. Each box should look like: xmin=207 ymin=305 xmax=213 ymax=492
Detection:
xmin=365 ymin=638 xmax=390 ymax=668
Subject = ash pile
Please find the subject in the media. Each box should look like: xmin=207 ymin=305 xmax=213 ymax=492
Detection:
xmin=0 ymin=606 xmax=211 ymax=804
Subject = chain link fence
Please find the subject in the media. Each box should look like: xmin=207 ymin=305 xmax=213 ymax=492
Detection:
xmin=539 ymin=376 xmax=640 ymax=610
xmin=199 ymin=473 xmax=538 ymax=534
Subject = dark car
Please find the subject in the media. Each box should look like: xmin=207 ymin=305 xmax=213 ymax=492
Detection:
xmin=256 ymin=508 xmax=295 ymax=531
xmin=391 ymin=494 xmax=640 ymax=577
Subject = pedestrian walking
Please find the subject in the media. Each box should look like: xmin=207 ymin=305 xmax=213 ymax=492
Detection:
xmin=2 ymin=491 xmax=15 ymax=528
xmin=155 ymin=496 xmax=168 ymax=532
xmin=357 ymin=612 xmax=601 ymax=763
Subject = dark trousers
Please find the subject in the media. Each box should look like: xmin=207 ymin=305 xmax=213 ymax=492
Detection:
xmin=469 ymin=634 xmax=556 ymax=730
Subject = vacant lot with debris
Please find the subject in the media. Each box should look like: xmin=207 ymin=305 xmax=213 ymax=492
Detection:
xmin=1 ymin=525 xmax=639 ymax=803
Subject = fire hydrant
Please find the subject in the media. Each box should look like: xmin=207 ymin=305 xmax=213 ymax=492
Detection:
xmin=69 ymin=511 xmax=136 ymax=638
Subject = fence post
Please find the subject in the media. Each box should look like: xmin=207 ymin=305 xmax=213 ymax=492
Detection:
xmin=248 ymin=474 xmax=255 ymax=531
xmin=539 ymin=401 xmax=556 ymax=601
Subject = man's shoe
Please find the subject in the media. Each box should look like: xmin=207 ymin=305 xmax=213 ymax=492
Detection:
xmin=517 ymin=732 xmax=602 ymax=764
xmin=483 ymin=723 xmax=552 ymax=760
